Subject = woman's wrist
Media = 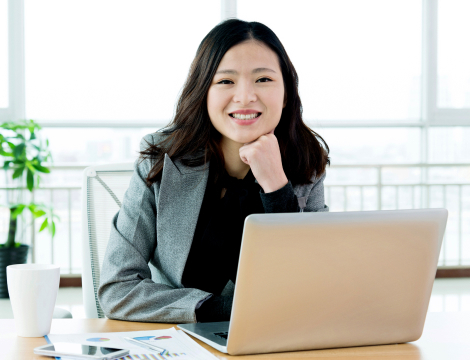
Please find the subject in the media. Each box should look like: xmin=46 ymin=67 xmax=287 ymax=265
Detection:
xmin=260 ymin=180 xmax=299 ymax=213
xmin=260 ymin=173 xmax=288 ymax=193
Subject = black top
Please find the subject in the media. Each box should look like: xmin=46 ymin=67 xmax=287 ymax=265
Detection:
xmin=181 ymin=161 xmax=300 ymax=322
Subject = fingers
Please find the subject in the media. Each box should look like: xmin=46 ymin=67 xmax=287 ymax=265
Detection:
xmin=243 ymin=129 xmax=275 ymax=146
xmin=239 ymin=144 xmax=252 ymax=165
xmin=240 ymin=154 xmax=249 ymax=165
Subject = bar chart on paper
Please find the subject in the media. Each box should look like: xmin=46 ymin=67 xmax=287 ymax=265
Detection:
xmin=119 ymin=351 xmax=187 ymax=360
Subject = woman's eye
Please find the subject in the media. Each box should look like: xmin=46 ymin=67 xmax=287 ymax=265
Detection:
xmin=256 ymin=77 xmax=272 ymax=83
xmin=217 ymin=79 xmax=234 ymax=85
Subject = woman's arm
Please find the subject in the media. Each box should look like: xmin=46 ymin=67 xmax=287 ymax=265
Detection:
xmin=97 ymin=135 xmax=211 ymax=323
xmin=238 ymin=130 xmax=328 ymax=213
xmin=258 ymin=171 xmax=329 ymax=213
xmin=303 ymin=171 xmax=329 ymax=212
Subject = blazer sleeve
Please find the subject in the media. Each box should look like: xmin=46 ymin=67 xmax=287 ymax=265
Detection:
xmin=97 ymin=134 xmax=211 ymax=323
xmin=303 ymin=171 xmax=329 ymax=212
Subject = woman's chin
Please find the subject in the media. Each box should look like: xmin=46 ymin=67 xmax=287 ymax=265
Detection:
xmin=225 ymin=129 xmax=268 ymax=145
xmin=232 ymin=134 xmax=262 ymax=145
xmin=220 ymin=125 xmax=272 ymax=145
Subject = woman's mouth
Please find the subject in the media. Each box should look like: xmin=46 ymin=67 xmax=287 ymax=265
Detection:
xmin=229 ymin=113 xmax=261 ymax=125
xmin=229 ymin=112 xmax=261 ymax=125
xmin=229 ymin=112 xmax=262 ymax=120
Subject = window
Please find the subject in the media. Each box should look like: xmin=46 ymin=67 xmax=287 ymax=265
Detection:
xmin=238 ymin=0 xmax=422 ymax=122
xmin=5 ymin=0 xmax=470 ymax=270
xmin=0 ymin=0 xmax=8 ymax=108
xmin=24 ymin=0 xmax=220 ymax=124
xmin=438 ymin=0 xmax=470 ymax=109
xmin=319 ymin=127 xmax=421 ymax=165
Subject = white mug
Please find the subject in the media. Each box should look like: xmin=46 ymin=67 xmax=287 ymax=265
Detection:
xmin=7 ymin=264 xmax=60 ymax=337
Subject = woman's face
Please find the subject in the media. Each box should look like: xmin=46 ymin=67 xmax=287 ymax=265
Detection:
xmin=207 ymin=40 xmax=285 ymax=145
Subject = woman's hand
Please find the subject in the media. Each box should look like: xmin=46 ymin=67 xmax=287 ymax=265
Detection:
xmin=239 ymin=130 xmax=288 ymax=193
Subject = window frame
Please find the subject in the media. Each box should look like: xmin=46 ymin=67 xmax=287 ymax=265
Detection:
xmin=423 ymin=0 xmax=470 ymax=126
xmin=0 ymin=0 xmax=25 ymax=123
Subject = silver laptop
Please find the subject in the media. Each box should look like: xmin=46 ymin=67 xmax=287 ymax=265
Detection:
xmin=178 ymin=209 xmax=447 ymax=355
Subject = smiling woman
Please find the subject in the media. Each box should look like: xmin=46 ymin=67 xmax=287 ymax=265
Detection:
xmin=207 ymin=40 xmax=288 ymax=192
xmin=141 ymin=19 xmax=329 ymax=188
xmin=98 ymin=19 xmax=330 ymax=324
xmin=208 ymin=41 xmax=285 ymax=145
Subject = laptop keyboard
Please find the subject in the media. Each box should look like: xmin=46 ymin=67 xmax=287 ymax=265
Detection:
xmin=213 ymin=332 xmax=228 ymax=340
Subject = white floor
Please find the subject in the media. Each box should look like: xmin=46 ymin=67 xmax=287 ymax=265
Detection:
xmin=1 ymin=278 xmax=469 ymax=319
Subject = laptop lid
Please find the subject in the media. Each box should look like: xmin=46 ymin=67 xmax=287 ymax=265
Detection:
xmin=227 ymin=209 xmax=447 ymax=355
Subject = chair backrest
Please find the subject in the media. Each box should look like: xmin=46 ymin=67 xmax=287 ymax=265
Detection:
xmin=82 ymin=163 xmax=134 ymax=318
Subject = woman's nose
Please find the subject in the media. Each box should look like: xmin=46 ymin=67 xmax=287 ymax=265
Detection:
xmin=233 ymin=81 xmax=257 ymax=105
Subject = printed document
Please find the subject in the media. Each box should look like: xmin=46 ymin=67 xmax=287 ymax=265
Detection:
xmin=46 ymin=327 xmax=218 ymax=360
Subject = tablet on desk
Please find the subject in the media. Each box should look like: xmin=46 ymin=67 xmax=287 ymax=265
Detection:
xmin=34 ymin=342 xmax=129 ymax=360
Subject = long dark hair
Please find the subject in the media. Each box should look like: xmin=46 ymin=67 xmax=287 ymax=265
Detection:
xmin=140 ymin=19 xmax=329 ymax=187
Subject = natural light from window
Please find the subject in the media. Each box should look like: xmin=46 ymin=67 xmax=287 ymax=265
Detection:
xmin=438 ymin=0 xmax=470 ymax=108
xmin=2 ymin=0 xmax=468 ymax=271
xmin=238 ymin=0 xmax=422 ymax=122
xmin=0 ymin=0 xmax=8 ymax=108
xmin=24 ymin=0 xmax=220 ymax=123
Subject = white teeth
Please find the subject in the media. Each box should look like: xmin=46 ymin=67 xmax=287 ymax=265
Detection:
xmin=231 ymin=113 xmax=260 ymax=120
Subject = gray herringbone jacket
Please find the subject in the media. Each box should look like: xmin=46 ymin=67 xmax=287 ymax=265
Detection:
xmin=98 ymin=132 xmax=329 ymax=323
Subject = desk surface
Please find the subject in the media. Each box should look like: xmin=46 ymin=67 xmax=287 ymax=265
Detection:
xmin=2 ymin=312 xmax=470 ymax=360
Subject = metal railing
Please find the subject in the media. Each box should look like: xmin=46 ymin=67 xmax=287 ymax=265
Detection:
xmin=325 ymin=164 xmax=470 ymax=268
xmin=0 ymin=185 xmax=82 ymax=274
xmin=0 ymin=163 xmax=468 ymax=274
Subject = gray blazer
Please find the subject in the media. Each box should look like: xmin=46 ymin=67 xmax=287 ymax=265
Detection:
xmin=98 ymin=132 xmax=329 ymax=323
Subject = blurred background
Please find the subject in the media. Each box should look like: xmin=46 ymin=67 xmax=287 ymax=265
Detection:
xmin=0 ymin=0 xmax=469 ymax=281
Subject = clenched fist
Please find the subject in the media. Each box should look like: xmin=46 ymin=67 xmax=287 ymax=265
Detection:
xmin=239 ymin=130 xmax=288 ymax=193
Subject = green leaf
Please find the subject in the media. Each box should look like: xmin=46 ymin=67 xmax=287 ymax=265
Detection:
xmin=13 ymin=143 xmax=26 ymax=158
xmin=28 ymin=119 xmax=41 ymax=132
xmin=39 ymin=218 xmax=48 ymax=232
xmin=11 ymin=205 xmax=26 ymax=218
xmin=26 ymin=168 xmax=34 ymax=191
xmin=33 ymin=164 xmax=50 ymax=173
xmin=33 ymin=210 xmax=46 ymax=218
xmin=3 ymin=160 xmax=12 ymax=170
xmin=0 ymin=150 xmax=13 ymax=157
xmin=51 ymin=221 xmax=56 ymax=237
xmin=26 ymin=161 xmax=36 ymax=173
xmin=12 ymin=166 xmax=24 ymax=179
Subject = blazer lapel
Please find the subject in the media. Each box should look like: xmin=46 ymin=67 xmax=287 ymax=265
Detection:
xmin=156 ymin=154 xmax=209 ymax=287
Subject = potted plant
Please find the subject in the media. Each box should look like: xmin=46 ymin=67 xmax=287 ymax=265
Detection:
xmin=0 ymin=119 xmax=58 ymax=298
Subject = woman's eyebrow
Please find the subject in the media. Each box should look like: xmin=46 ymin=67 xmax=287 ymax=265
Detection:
xmin=253 ymin=67 xmax=276 ymax=74
xmin=215 ymin=67 xmax=277 ymax=75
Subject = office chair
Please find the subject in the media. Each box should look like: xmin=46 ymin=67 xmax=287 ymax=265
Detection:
xmin=82 ymin=163 xmax=134 ymax=318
